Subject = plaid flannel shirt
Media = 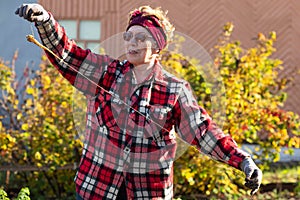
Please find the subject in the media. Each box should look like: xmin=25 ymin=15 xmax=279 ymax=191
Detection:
xmin=36 ymin=14 xmax=250 ymax=200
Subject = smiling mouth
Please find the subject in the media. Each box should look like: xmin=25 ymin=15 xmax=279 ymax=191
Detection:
xmin=128 ymin=49 xmax=140 ymax=55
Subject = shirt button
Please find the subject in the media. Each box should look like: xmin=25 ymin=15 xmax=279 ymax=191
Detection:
xmin=124 ymin=147 xmax=130 ymax=153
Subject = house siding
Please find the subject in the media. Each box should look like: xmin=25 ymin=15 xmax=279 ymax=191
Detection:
xmin=39 ymin=0 xmax=300 ymax=114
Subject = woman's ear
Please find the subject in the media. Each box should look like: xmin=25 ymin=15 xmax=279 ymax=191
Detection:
xmin=151 ymin=48 xmax=160 ymax=54
xmin=152 ymin=42 xmax=160 ymax=53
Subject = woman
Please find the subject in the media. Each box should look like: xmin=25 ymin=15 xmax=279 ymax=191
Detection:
xmin=15 ymin=3 xmax=262 ymax=200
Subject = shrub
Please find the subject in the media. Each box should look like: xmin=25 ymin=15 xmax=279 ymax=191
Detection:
xmin=0 ymin=52 xmax=83 ymax=199
xmin=0 ymin=187 xmax=30 ymax=200
xmin=161 ymin=23 xmax=300 ymax=198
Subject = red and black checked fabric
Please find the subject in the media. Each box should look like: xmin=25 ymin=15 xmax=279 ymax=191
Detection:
xmin=36 ymin=14 xmax=250 ymax=200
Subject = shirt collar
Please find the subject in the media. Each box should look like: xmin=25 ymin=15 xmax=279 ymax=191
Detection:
xmin=122 ymin=60 xmax=166 ymax=86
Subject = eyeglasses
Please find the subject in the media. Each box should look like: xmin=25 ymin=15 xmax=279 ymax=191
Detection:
xmin=123 ymin=31 xmax=153 ymax=42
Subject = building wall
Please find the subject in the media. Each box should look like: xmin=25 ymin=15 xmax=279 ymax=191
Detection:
xmin=39 ymin=0 xmax=300 ymax=114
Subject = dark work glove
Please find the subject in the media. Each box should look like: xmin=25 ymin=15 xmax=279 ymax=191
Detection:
xmin=240 ymin=157 xmax=263 ymax=195
xmin=15 ymin=4 xmax=49 ymax=23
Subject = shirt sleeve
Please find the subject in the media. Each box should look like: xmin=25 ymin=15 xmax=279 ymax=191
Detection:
xmin=35 ymin=13 xmax=114 ymax=96
xmin=174 ymin=81 xmax=250 ymax=169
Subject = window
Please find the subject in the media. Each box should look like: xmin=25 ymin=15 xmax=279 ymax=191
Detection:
xmin=58 ymin=20 xmax=77 ymax=39
xmin=79 ymin=21 xmax=101 ymax=40
xmin=59 ymin=19 xmax=101 ymax=52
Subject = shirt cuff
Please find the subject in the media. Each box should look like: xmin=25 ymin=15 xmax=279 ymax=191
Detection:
xmin=228 ymin=148 xmax=251 ymax=170
xmin=35 ymin=12 xmax=55 ymax=34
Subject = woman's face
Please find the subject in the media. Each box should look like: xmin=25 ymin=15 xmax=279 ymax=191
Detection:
xmin=124 ymin=25 xmax=157 ymax=66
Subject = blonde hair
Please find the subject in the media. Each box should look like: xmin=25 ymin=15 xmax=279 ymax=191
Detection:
xmin=128 ymin=5 xmax=175 ymax=44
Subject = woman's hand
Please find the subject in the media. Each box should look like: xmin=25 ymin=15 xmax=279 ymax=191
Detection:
xmin=15 ymin=4 xmax=49 ymax=23
xmin=240 ymin=157 xmax=263 ymax=195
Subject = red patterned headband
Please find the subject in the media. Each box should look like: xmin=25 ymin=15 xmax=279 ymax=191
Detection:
xmin=126 ymin=10 xmax=167 ymax=50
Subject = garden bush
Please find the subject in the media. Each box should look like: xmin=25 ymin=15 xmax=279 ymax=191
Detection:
xmin=161 ymin=23 xmax=300 ymax=199
xmin=0 ymin=52 xmax=83 ymax=199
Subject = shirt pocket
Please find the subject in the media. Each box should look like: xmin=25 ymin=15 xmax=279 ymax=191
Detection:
xmin=110 ymin=95 xmax=130 ymax=129
xmin=143 ymin=105 xmax=172 ymax=141
xmin=94 ymin=92 xmax=118 ymax=129
xmin=110 ymin=95 xmax=125 ymax=117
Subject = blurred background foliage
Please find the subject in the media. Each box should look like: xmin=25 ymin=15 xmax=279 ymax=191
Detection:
xmin=0 ymin=52 xmax=83 ymax=199
xmin=162 ymin=22 xmax=300 ymax=199
xmin=0 ymin=23 xmax=299 ymax=199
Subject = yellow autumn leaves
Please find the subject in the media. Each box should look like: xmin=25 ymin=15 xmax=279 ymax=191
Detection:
xmin=0 ymin=55 xmax=83 ymax=169
xmin=169 ymin=24 xmax=300 ymax=198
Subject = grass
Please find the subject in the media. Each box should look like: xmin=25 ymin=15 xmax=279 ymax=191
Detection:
xmin=262 ymin=165 xmax=300 ymax=185
xmin=175 ymin=164 xmax=300 ymax=200
xmin=1 ymin=164 xmax=300 ymax=199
